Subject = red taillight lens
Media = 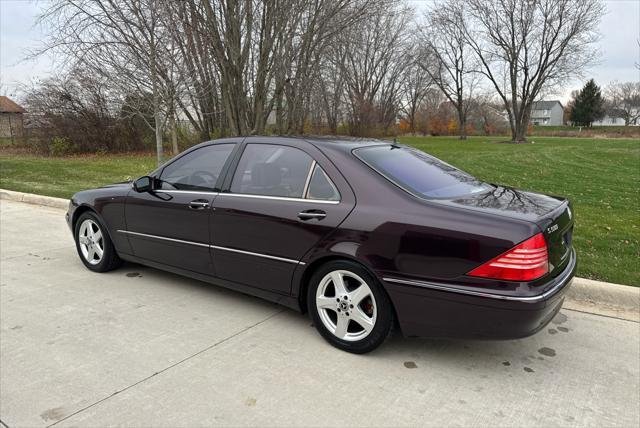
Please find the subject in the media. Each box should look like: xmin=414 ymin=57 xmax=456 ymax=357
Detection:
xmin=467 ymin=233 xmax=549 ymax=281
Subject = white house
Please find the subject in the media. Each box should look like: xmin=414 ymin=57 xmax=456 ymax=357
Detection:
xmin=592 ymin=108 xmax=640 ymax=126
xmin=592 ymin=115 xmax=627 ymax=126
xmin=530 ymin=100 xmax=564 ymax=126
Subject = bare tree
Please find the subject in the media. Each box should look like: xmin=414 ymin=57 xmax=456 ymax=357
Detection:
xmin=414 ymin=87 xmax=445 ymax=135
xmin=22 ymin=66 xmax=155 ymax=153
xmin=400 ymin=55 xmax=432 ymax=135
xmin=419 ymin=0 xmax=479 ymax=140
xmin=313 ymin=48 xmax=348 ymax=134
xmin=460 ymin=0 xmax=605 ymax=142
xmin=38 ymin=0 xmax=181 ymax=164
xmin=467 ymin=93 xmax=509 ymax=135
xmin=606 ymin=81 xmax=640 ymax=126
xmin=338 ymin=1 xmax=413 ymax=136
xmin=162 ymin=2 xmax=225 ymax=140
xmin=190 ymin=0 xmax=276 ymax=135
xmin=176 ymin=0 xmax=376 ymax=136
xmin=35 ymin=0 xmax=398 ymax=149
xmin=276 ymin=1 xmax=377 ymax=134
xmin=0 ymin=77 xmax=8 ymax=96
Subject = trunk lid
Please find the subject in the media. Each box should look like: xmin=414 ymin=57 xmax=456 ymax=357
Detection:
xmin=537 ymin=200 xmax=574 ymax=276
xmin=433 ymin=186 xmax=574 ymax=277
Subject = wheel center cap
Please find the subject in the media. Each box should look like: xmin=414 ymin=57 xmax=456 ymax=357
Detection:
xmin=339 ymin=301 xmax=349 ymax=311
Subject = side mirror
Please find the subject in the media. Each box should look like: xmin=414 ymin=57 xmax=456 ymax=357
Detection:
xmin=133 ymin=176 xmax=153 ymax=193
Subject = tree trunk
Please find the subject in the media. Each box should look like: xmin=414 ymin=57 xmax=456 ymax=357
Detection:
xmin=457 ymin=108 xmax=467 ymax=140
xmin=171 ymin=114 xmax=179 ymax=155
xmin=513 ymin=114 xmax=528 ymax=142
xmin=149 ymin=27 xmax=163 ymax=165
xmin=154 ymin=111 xmax=163 ymax=165
xmin=274 ymin=80 xmax=285 ymax=134
xmin=514 ymin=124 xmax=527 ymax=142
xmin=152 ymin=76 xmax=163 ymax=164
xmin=513 ymin=105 xmax=532 ymax=143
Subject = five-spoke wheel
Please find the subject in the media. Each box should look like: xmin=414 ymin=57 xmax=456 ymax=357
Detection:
xmin=316 ymin=270 xmax=377 ymax=341
xmin=74 ymin=211 xmax=122 ymax=272
xmin=78 ymin=219 xmax=104 ymax=265
xmin=308 ymin=260 xmax=393 ymax=353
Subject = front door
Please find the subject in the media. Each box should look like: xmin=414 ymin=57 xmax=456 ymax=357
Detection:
xmin=123 ymin=143 xmax=237 ymax=275
xmin=211 ymin=142 xmax=355 ymax=294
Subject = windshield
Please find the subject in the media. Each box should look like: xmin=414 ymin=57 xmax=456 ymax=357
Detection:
xmin=354 ymin=145 xmax=492 ymax=199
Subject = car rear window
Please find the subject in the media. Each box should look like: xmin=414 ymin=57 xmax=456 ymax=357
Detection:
xmin=354 ymin=145 xmax=492 ymax=199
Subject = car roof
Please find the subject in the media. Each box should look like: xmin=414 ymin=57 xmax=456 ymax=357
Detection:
xmin=242 ymin=135 xmax=392 ymax=151
xmin=179 ymin=136 xmax=392 ymax=163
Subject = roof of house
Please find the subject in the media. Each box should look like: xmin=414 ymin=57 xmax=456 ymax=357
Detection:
xmin=0 ymin=96 xmax=26 ymax=113
xmin=532 ymin=100 xmax=563 ymax=111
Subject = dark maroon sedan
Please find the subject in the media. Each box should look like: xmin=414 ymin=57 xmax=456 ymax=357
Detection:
xmin=67 ymin=136 xmax=576 ymax=353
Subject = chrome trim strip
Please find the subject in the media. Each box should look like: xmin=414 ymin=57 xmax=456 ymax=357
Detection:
xmin=116 ymin=230 xmax=306 ymax=265
xmin=155 ymin=190 xmax=220 ymax=196
xmin=211 ymin=245 xmax=305 ymax=265
xmin=302 ymin=160 xmax=317 ymax=198
xmin=383 ymin=250 xmax=575 ymax=303
xmin=218 ymin=193 xmax=339 ymax=204
xmin=117 ymin=230 xmax=210 ymax=248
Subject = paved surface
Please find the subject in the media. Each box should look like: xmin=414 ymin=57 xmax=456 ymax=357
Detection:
xmin=1 ymin=199 xmax=638 ymax=428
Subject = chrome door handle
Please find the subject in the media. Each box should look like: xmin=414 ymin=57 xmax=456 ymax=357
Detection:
xmin=298 ymin=210 xmax=326 ymax=220
xmin=188 ymin=199 xmax=210 ymax=210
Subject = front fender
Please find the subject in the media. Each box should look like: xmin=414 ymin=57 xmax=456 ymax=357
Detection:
xmin=68 ymin=185 xmax=132 ymax=255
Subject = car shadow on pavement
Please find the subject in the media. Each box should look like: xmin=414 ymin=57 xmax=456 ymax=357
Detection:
xmin=116 ymin=261 xmax=569 ymax=372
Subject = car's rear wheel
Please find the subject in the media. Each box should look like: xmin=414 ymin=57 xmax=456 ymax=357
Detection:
xmin=74 ymin=211 xmax=122 ymax=272
xmin=308 ymin=260 xmax=393 ymax=354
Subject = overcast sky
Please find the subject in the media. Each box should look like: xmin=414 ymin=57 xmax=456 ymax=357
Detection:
xmin=1 ymin=0 xmax=639 ymax=103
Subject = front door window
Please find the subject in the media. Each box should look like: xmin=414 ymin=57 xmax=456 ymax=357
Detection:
xmin=159 ymin=144 xmax=235 ymax=191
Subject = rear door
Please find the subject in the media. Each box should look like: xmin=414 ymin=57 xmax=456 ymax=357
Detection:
xmin=123 ymin=143 xmax=237 ymax=275
xmin=210 ymin=141 xmax=355 ymax=294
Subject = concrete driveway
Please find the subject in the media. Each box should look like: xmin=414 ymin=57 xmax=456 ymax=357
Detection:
xmin=1 ymin=199 xmax=638 ymax=427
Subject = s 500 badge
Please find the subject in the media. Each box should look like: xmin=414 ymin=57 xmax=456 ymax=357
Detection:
xmin=547 ymin=224 xmax=559 ymax=233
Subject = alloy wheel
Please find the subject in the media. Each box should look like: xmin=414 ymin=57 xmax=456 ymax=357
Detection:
xmin=315 ymin=270 xmax=377 ymax=341
xmin=78 ymin=219 xmax=104 ymax=265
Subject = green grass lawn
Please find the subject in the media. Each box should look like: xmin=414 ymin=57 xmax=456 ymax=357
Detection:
xmin=1 ymin=136 xmax=639 ymax=286
xmin=531 ymin=125 xmax=634 ymax=132
xmin=0 ymin=154 xmax=158 ymax=199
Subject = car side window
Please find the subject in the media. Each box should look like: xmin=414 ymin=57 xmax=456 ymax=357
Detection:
xmin=306 ymin=164 xmax=340 ymax=201
xmin=231 ymin=144 xmax=313 ymax=198
xmin=159 ymin=144 xmax=235 ymax=191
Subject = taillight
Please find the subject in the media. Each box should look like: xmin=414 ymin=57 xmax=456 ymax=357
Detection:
xmin=467 ymin=233 xmax=549 ymax=281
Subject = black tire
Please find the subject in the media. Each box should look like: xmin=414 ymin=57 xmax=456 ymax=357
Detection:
xmin=307 ymin=260 xmax=393 ymax=354
xmin=74 ymin=211 xmax=122 ymax=272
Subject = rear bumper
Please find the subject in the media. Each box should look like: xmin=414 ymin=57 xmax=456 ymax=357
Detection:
xmin=382 ymin=249 xmax=576 ymax=339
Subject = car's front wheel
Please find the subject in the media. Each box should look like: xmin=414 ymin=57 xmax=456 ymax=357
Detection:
xmin=74 ymin=211 xmax=122 ymax=272
xmin=308 ymin=260 xmax=393 ymax=354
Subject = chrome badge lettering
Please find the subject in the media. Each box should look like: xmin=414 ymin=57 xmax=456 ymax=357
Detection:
xmin=547 ymin=224 xmax=559 ymax=233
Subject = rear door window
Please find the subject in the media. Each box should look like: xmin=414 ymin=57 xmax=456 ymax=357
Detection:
xmin=306 ymin=164 xmax=340 ymax=201
xmin=354 ymin=145 xmax=492 ymax=198
xmin=231 ymin=144 xmax=313 ymax=198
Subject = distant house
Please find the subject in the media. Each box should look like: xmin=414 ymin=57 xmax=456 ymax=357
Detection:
xmin=592 ymin=115 xmax=627 ymax=126
xmin=0 ymin=96 xmax=26 ymax=139
xmin=530 ymin=100 xmax=564 ymax=126
xmin=592 ymin=108 xmax=640 ymax=126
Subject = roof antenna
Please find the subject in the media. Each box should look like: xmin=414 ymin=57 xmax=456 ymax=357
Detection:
xmin=391 ymin=137 xmax=400 ymax=148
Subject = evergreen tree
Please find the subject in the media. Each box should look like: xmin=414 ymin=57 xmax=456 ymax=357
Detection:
xmin=569 ymin=79 xmax=606 ymax=126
